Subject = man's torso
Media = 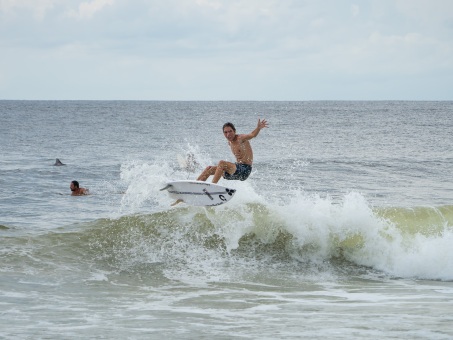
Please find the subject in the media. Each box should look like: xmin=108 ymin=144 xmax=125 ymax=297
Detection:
xmin=229 ymin=135 xmax=253 ymax=166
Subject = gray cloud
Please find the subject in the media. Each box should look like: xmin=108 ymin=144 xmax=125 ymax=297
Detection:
xmin=1 ymin=0 xmax=452 ymax=99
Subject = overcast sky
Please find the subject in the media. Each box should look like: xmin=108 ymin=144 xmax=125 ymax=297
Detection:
xmin=1 ymin=0 xmax=452 ymax=100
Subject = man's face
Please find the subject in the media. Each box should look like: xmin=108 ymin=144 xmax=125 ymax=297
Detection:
xmin=70 ymin=182 xmax=76 ymax=191
xmin=223 ymin=127 xmax=235 ymax=141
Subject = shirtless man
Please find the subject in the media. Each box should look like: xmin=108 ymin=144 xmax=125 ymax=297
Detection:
xmin=70 ymin=180 xmax=89 ymax=196
xmin=197 ymin=119 xmax=268 ymax=184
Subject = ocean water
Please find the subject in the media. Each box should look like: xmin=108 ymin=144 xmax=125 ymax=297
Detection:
xmin=1 ymin=100 xmax=452 ymax=339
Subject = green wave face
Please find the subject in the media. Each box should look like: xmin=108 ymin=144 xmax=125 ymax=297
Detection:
xmin=2 ymin=201 xmax=452 ymax=282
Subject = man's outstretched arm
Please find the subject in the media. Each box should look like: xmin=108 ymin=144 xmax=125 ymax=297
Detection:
xmin=241 ymin=119 xmax=269 ymax=140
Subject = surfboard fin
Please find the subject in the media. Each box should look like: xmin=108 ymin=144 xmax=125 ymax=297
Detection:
xmin=171 ymin=199 xmax=184 ymax=206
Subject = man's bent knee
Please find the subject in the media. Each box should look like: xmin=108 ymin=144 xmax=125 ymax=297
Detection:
xmin=217 ymin=160 xmax=228 ymax=169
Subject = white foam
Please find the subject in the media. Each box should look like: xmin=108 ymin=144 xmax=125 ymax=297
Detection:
xmin=119 ymin=159 xmax=173 ymax=213
xmin=275 ymin=191 xmax=453 ymax=280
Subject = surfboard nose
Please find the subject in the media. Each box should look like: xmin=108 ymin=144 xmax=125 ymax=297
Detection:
xmin=160 ymin=184 xmax=173 ymax=191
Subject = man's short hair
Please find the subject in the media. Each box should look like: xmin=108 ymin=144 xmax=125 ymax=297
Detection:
xmin=71 ymin=180 xmax=79 ymax=188
xmin=223 ymin=122 xmax=236 ymax=132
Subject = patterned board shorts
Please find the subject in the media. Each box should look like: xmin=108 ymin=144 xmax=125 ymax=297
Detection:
xmin=223 ymin=163 xmax=252 ymax=181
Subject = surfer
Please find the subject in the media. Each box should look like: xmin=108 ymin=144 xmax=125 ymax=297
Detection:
xmin=197 ymin=119 xmax=268 ymax=183
xmin=70 ymin=180 xmax=89 ymax=196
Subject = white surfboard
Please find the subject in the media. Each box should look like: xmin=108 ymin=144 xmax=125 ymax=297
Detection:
xmin=160 ymin=180 xmax=236 ymax=206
